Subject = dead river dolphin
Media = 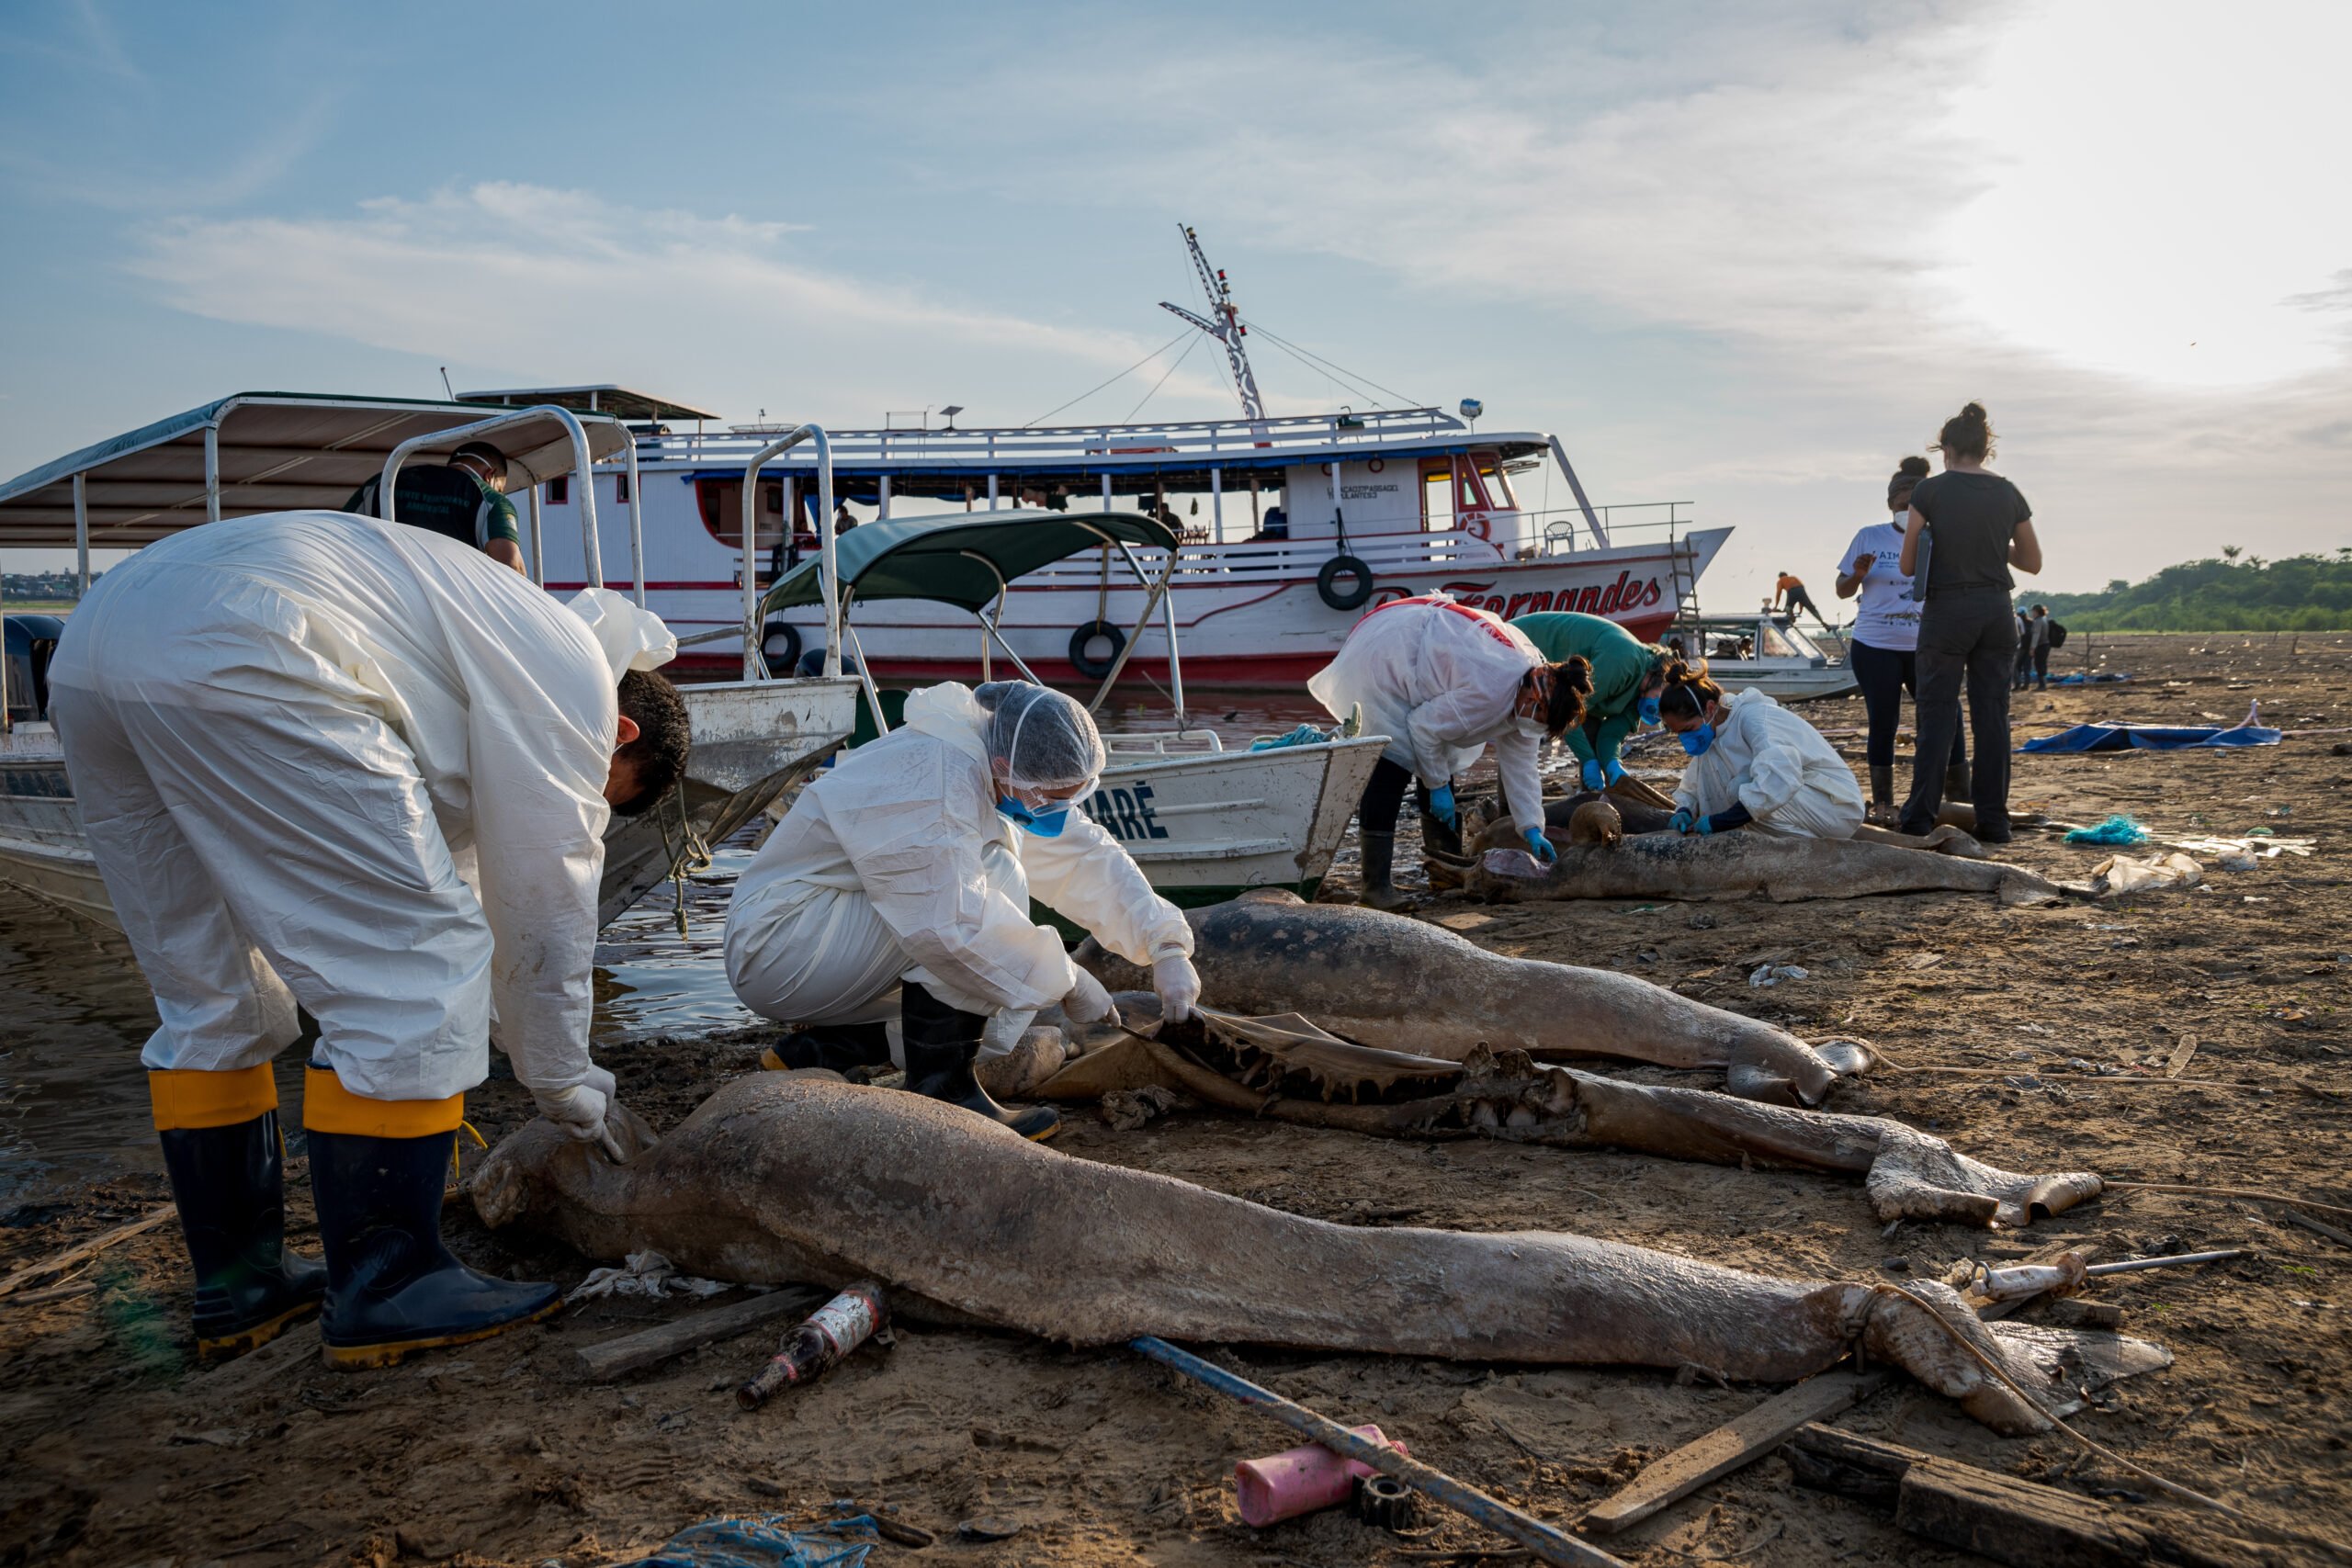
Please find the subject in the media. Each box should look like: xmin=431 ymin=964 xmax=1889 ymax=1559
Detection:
xmin=1461 ymin=830 xmax=2065 ymax=906
xmin=473 ymin=1075 xmax=2132 ymax=1433
xmin=1074 ymin=891 xmax=1866 ymax=1105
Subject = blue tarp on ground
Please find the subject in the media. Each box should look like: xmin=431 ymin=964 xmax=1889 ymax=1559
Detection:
xmin=2018 ymin=720 xmax=2281 ymax=753
xmin=2043 ymin=671 xmax=2134 ymax=685
xmin=619 ymin=1517 xmax=876 ymax=1568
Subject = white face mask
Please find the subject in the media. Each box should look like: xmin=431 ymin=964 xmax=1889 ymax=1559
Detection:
xmin=1510 ymin=716 xmax=1549 ymax=739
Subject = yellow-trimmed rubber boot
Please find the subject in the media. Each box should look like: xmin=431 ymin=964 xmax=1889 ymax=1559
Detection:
xmin=150 ymin=1063 xmax=326 ymax=1360
xmin=303 ymin=1068 xmax=560 ymax=1370
xmin=759 ymin=1022 xmax=890 ymax=1074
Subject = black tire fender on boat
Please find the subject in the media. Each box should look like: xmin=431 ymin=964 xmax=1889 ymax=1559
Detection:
xmin=760 ymin=618 xmax=801 ymax=675
xmin=1069 ymin=620 xmax=1126 ymax=680
xmin=1317 ymin=554 xmax=1375 ymax=612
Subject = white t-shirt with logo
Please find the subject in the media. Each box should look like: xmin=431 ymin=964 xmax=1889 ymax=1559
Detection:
xmin=1841 ymin=517 xmax=1925 ymax=651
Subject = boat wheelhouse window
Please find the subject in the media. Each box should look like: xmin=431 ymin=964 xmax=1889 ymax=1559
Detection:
xmin=546 ymin=475 xmax=571 ymax=505
xmin=1758 ymin=622 xmax=1801 ymax=659
xmin=693 ymin=478 xmax=788 ymax=551
xmin=614 ymin=472 xmax=631 ymax=506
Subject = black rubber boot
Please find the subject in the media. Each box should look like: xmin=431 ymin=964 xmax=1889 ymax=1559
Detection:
xmin=761 ymin=1022 xmax=891 ymax=1074
xmin=155 ymin=1111 xmax=327 ymax=1360
xmin=1869 ymin=764 xmax=1894 ymax=807
xmin=308 ymin=1126 xmax=560 ymax=1369
xmin=899 ymin=981 xmax=1059 ymax=1142
xmin=1358 ymin=829 xmax=1412 ymax=911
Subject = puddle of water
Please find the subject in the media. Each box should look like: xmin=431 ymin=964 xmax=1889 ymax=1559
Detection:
xmin=0 ymin=697 xmax=1336 ymax=1200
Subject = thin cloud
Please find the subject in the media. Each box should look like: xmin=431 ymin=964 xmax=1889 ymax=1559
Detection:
xmin=130 ymin=183 xmax=1246 ymax=425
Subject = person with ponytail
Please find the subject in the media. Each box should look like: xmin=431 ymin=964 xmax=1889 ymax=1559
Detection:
xmin=1835 ymin=455 xmax=1966 ymax=821
xmin=1895 ymin=402 xmax=2041 ymax=841
xmin=1309 ymin=593 xmax=1593 ymax=908
xmin=1655 ymin=661 xmax=1866 ymax=840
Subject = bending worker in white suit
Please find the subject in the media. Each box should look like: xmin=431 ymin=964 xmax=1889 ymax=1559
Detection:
xmin=1655 ymin=661 xmax=1866 ymax=840
xmin=1307 ymin=592 xmax=1593 ymax=909
xmin=49 ymin=512 xmax=691 ymax=1367
xmin=725 ymin=681 xmax=1200 ymax=1144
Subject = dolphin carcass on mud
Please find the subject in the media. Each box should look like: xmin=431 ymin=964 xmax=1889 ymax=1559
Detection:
xmin=1073 ymin=891 xmax=1872 ymax=1105
xmin=473 ymin=1077 xmax=2158 ymax=1435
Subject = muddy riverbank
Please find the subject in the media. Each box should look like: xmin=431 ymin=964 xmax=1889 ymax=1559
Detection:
xmin=3 ymin=634 xmax=2347 ymax=1566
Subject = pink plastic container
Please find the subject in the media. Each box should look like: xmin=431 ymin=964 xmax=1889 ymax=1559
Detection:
xmin=1233 ymin=1424 xmax=1408 ymax=1528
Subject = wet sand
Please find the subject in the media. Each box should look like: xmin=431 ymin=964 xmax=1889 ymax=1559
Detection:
xmin=3 ymin=634 xmax=2347 ymax=1565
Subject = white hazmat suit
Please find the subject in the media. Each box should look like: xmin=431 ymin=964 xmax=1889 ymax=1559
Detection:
xmin=726 ymin=682 xmax=1193 ymax=1036
xmin=1306 ymin=593 xmax=1549 ymax=835
xmin=49 ymin=512 xmax=675 ymax=1108
xmin=1673 ymin=688 xmax=1866 ymax=840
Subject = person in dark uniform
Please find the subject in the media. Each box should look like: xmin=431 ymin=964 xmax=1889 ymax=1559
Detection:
xmin=345 ymin=442 xmax=526 ymax=575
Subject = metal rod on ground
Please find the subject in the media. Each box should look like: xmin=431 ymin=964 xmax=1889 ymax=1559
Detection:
xmin=1131 ymin=1337 xmax=1627 ymax=1568
xmin=2085 ymin=1249 xmax=2248 ymax=1277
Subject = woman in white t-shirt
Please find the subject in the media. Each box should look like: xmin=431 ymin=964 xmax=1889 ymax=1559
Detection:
xmin=1835 ymin=456 xmax=1966 ymax=820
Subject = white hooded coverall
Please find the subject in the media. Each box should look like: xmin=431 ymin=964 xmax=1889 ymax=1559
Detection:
xmin=1306 ymin=594 xmax=1549 ymax=836
xmin=48 ymin=512 xmax=675 ymax=1104
xmin=725 ymin=682 xmax=1192 ymax=1031
xmin=1673 ymin=688 xmax=1866 ymax=840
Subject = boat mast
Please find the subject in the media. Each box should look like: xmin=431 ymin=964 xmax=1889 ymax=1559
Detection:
xmin=1159 ymin=225 xmax=1265 ymax=421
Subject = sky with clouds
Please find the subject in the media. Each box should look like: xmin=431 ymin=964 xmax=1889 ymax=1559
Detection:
xmin=1 ymin=0 xmax=2345 ymax=604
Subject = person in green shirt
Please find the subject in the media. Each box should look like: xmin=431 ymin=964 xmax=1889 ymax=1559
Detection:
xmin=344 ymin=441 xmax=527 ymax=575
xmin=1509 ymin=610 xmax=1670 ymax=791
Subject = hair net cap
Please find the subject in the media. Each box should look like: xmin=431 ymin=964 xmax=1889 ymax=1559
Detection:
xmin=565 ymin=588 xmax=678 ymax=679
xmin=976 ymin=682 xmax=1105 ymax=793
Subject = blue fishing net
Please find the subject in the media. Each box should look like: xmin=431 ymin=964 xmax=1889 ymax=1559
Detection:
xmin=1250 ymin=723 xmax=1334 ymax=751
xmin=2063 ymin=816 xmax=2153 ymax=847
xmin=619 ymin=1516 xmax=876 ymax=1568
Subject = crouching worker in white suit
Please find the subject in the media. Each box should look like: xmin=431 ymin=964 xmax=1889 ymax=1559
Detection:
xmin=725 ymin=682 xmax=1200 ymax=1144
xmin=1655 ymin=662 xmax=1865 ymax=840
xmin=49 ymin=512 xmax=691 ymax=1368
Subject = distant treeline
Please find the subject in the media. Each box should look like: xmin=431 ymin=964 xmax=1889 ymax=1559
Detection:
xmin=2020 ymin=549 xmax=2352 ymax=632
xmin=2 ymin=571 xmax=85 ymax=602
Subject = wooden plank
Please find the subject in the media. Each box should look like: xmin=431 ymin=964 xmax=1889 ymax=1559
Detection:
xmin=1582 ymin=1369 xmax=1885 ymax=1535
xmin=572 ymin=1287 xmax=820 ymax=1382
xmin=1896 ymin=1458 xmax=2155 ymax=1568
xmin=2164 ymin=1037 xmax=2199 ymax=1078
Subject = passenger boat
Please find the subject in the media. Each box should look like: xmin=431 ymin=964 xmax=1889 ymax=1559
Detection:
xmin=751 ymin=495 xmax=1389 ymax=908
xmin=0 ymin=393 xmax=860 ymax=930
xmin=462 ymin=233 xmax=1728 ymax=686
xmin=1665 ymin=612 xmax=1858 ymax=703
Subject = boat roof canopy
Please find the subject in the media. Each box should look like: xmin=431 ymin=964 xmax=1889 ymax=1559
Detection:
xmin=762 ymin=509 xmax=1180 ymax=615
xmin=458 ymin=385 xmax=724 ymax=423
xmin=0 ymin=392 xmax=629 ymax=548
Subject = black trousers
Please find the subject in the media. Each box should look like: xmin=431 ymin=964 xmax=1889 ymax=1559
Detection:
xmin=1782 ymin=586 xmax=1825 ymax=622
xmin=1849 ymin=638 xmax=1965 ymax=773
xmin=1901 ymin=589 xmax=2016 ymax=836
xmin=1358 ymin=757 xmax=1444 ymax=830
xmin=2032 ymin=643 xmax=2050 ymax=686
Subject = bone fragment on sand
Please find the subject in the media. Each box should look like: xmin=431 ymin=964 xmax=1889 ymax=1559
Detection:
xmin=1073 ymin=892 xmax=1865 ymax=1106
xmin=471 ymin=1076 xmax=2114 ymax=1434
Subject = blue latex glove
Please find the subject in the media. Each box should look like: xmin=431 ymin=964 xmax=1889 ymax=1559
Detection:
xmin=1580 ymin=757 xmax=1606 ymax=791
xmin=1428 ymin=784 xmax=1459 ymax=829
xmin=1669 ymin=807 xmax=1697 ymax=835
xmin=1602 ymin=757 xmax=1625 ymax=786
xmin=1696 ymin=813 xmax=1717 ymax=836
xmin=1525 ymin=829 xmax=1556 ymax=863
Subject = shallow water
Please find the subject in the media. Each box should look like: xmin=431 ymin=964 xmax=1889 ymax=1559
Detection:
xmin=0 ymin=696 xmax=1328 ymax=1201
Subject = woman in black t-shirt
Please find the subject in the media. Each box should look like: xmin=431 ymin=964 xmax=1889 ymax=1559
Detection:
xmin=1894 ymin=402 xmax=2042 ymax=840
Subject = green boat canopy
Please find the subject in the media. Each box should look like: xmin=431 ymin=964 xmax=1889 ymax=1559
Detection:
xmin=762 ymin=509 xmax=1181 ymax=616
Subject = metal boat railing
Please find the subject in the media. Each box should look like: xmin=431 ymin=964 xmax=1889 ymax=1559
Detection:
xmin=740 ymin=426 xmax=841 ymax=683
xmin=660 ymin=407 xmax=1476 ymax=469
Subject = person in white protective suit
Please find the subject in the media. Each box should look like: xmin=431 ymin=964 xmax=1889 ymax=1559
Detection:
xmin=47 ymin=511 xmax=690 ymax=1368
xmin=1655 ymin=662 xmax=1866 ymax=840
xmin=725 ymin=681 xmax=1201 ymax=1143
xmin=1306 ymin=593 xmax=1593 ymax=909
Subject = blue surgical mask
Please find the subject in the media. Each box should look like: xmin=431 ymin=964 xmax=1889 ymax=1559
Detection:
xmin=1637 ymin=696 xmax=1662 ymax=727
xmin=1679 ymin=723 xmax=1716 ymax=757
xmin=995 ymin=795 xmax=1071 ymax=838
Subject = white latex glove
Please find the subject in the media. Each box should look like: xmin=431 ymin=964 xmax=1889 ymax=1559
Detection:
xmin=1059 ymin=967 xmax=1114 ymax=1024
xmin=534 ymin=1074 xmax=629 ymax=1163
xmin=1151 ymin=953 xmax=1202 ymax=1024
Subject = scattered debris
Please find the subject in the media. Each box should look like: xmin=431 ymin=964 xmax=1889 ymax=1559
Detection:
xmin=738 ymin=1282 xmax=888 ymax=1410
xmin=1584 ymin=1368 xmax=1884 ymax=1535
xmin=574 ymin=1289 xmax=821 ymax=1383
xmin=1748 ymin=964 xmax=1810 ymax=988
xmin=1099 ymin=1084 xmax=1182 ymax=1130
xmin=567 ymin=1249 xmax=731 ymax=1303
xmin=1235 ymin=1423 xmax=1408 ymax=1528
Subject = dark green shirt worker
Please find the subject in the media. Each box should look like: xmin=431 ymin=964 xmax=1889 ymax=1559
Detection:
xmin=1509 ymin=611 xmax=1670 ymax=788
xmin=344 ymin=441 xmax=527 ymax=574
